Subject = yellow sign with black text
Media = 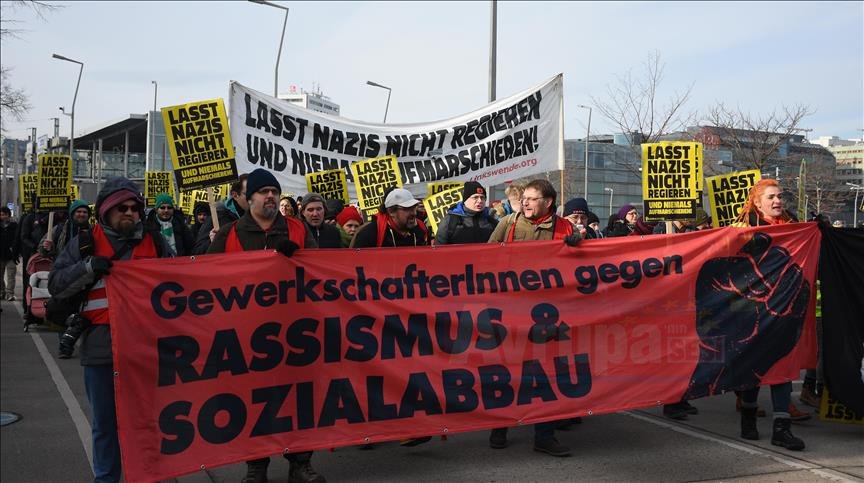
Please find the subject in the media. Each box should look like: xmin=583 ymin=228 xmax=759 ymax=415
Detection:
xmin=350 ymin=155 xmax=402 ymax=215
xmin=145 ymin=171 xmax=176 ymax=207
xmin=428 ymin=181 xmax=464 ymax=198
xmin=19 ymin=174 xmax=38 ymax=212
xmin=36 ymin=154 xmax=73 ymax=211
xmin=162 ymin=98 xmax=237 ymax=190
xmin=305 ymin=168 xmax=349 ymax=204
xmin=642 ymin=142 xmax=700 ymax=221
xmin=706 ymin=170 xmax=761 ymax=227
xmin=422 ymin=187 xmax=462 ymax=236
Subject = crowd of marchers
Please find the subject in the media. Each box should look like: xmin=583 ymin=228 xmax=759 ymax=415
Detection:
xmin=0 ymin=171 xmax=829 ymax=483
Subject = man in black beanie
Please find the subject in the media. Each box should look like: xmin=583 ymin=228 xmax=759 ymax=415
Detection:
xmin=562 ymin=197 xmax=599 ymax=239
xmin=207 ymin=168 xmax=320 ymax=483
xmin=434 ymin=181 xmax=498 ymax=245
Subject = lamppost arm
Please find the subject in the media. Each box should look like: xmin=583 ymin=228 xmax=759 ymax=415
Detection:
xmin=52 ymin=53 xmax=84 ymax=159
xmin=249 ymin=0 xmax=289 ymax=97
xmin=366 ymin=81 xmax=392 ymax=123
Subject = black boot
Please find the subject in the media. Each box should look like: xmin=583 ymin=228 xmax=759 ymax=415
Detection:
xmin=288 ymin=459 xmax=326 ymax=483
xmin=489 ymin=427 xmax=508 ymax=449
xmin=740 ymin=407 xmax=759 ymax=440
xmin=771 ymin=418 xmax=805 ymax=451
xmin=241 ymin=458 xmax=269 ymax=483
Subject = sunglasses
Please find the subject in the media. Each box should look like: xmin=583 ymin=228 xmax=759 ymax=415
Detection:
xmin=115 ymin=204 xmax=139 ymax=213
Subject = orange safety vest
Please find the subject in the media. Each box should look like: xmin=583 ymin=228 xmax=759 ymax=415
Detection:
xmin=82 ymin=224 xmax=158 ymax=325
xmin=224 ymin=216 xmax=306 ymax=252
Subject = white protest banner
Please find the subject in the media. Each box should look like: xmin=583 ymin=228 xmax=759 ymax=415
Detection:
xmin=229 ymin=74 xmax=564 ymax=198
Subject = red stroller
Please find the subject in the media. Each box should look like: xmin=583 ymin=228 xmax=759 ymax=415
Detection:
xmin=24 ymin=253 xmax=53 ymax=332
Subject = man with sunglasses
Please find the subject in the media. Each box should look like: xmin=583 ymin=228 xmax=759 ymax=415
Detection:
xmin=145 ymin=193 xmax=193 ymax=256
xmin=49 ymin=177 xmax=174 ymax=483
xmin=207 ymin=169 xmax=320 ymax=483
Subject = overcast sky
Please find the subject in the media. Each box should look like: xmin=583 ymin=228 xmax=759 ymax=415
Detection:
xmin=2 ymin=1 xmax=862 ymax=144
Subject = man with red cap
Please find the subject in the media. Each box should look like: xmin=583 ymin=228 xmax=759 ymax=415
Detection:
xmin=49 ymin=176 xmax=173 ymax=482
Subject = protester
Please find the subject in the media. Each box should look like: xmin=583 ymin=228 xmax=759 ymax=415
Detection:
xmin=190 ymin=202 xmax=210 ymax=241
xmin=279 ymin=195 xmax=298 ymax=220
xmin=207 ymin=168 xmax=321 ymax=483
xmin=300 ymin=193 xmax=342 ymax=248
xmin=652 ymin=218 xmax=694 ymax=235
xmin=38 ymin=200 xmax=91 ymax=259
xmin=731 ymin=178 xmax=806 ymax=450
xmin=602 ymin=214 xmax=625 ymax=237
xmin=486 ymin=179 xmax=577 ymax=457
xmin=48 ymin=177 xmax=173 ymax=482
xmin=694 ymin=208 xmax=711 ymax=230
xmin=350 ymin=188 xmax=431 ymax=248
xmin=192 ymin=173 xmax=249 ymax=254
xmin=587 ymin=211 xmax=603 ymax=238
xmin=561 ymin=197 xmax=599 ymax=239
xmin=630 ymin=216 xmax=657 ymax=235
xmin=146 ymin=193 xmax=194 ymax=256
xmin=0 ymin=207 xmax=20 ymax=301
xmin=335 ymin=205 xmax=363 ymax=247
xmin=324 ymin=198 xmax=344 ymax=225
xmin=493 ymin=182 xmax=525 ymax=220
xmin=435 ymin=181 xmax=498 ymax=245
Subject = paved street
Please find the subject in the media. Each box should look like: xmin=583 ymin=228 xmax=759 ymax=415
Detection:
xmin=2 ymin=266 xmax=862 ymax=483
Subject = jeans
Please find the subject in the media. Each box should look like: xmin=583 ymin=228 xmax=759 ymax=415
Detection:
xmin=534 ymin=421 xmax=556 ymax=443
xmin=741 ymin=381 xmax=792 ymax=419
xmin=84 ymin=365 xmax=121 ymax=483
xmin=0 ymin=259 xmax=16 ymax=297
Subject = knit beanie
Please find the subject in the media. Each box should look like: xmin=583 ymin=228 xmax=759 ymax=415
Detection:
xmin=694 ymin=208 xmax=710 ymax=227
xmin=155 ymin=193 xmax=174 ymax=207
xmin=563 ymin=197 xmax=589 ymax=215
xmin=336 ymin=206 xmax=363 ymax=226
xmin=462 ymin=181 xmax=486 ymax=200
xmin=245 ymin=169 xmax=281 ymax=199
xmin=325 ymin=198 xmax=345 ymax=219
xmin=617 ymin=203 xmax=637 ymax=220
xmin=68 ymin=199 xmax=91 ymax=216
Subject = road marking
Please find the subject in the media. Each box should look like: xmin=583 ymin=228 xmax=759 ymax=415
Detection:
xmin=14 ymin=302 xmax=94 ymax=475
xmin=625 ymin=411 xmax=859 ymax=482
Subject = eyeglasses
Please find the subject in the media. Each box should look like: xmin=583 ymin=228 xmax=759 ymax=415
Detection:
xmin=256 ymin=188 xmax=279 ymax=196
xmin=626 ymin=210 xmax=638 ymax=216
xmin=115 ymin=204 xmax=138 ymax=213
xmin=157 ymin=205 xmax=174 ymax=210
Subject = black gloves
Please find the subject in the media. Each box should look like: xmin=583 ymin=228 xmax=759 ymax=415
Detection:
xmin=564 ymin=234 xmax=581 ymax=247
xmin=90 ymin=256 xmax=113 ymax=276
xmin=276 ymin=239 xmax=300 ymax=258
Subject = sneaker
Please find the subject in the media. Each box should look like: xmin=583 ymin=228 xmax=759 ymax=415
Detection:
xmin=533 ymin=437 xmax=571 ymax=457
xmin=799 ymin=388 xmax=821 ymax=408
xmin=288 ymin=460 xmax=325 ymax=483
xmin=489 ymin=428 xmax=508 ymax=449
xmin=788 ymin=403 xmax=812 ymax=422
xmin=399 ymin=436 xmax=432 ymax=447
xmin=6 ymin=295 xmax=15 ymax=301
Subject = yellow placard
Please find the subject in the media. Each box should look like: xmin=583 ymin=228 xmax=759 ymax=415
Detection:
xmin=88 ymin=204 xmax=96 ymax=226
xmin=706 ymin=170 xmax=761 ymax=227
xmin=145 ymin=171 xmax=175 ymax=207
xmin=428 ymin=181 xmax=464 ymax=198
xmin=162 ymin=98 xmax=237 ymax=190
xmin=350 ymin=155 xmax=402 ymax=214
xmin=422 ymin=187 xmax=462 ymax=235
xmin=36 ymin=154 xmax=73 ymax=211
xmin=305 ymin=168 xmax=349 ymax=204
xmin=19 ymin=174 xmax=38 ymax=212
xmin=641 ymin=142 xmax=701 ymax=221
xmin=69 ymin=184 xmax=80 ymax=201
xmin=819 ymin=388 xmax=863 ymax=424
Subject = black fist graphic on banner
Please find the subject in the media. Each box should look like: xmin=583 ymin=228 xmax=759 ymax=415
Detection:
xmin=685 ymin=232 xmax=810 ymax=399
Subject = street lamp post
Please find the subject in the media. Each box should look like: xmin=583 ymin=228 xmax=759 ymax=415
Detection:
xmin=848 ymin=183 xmax=862 ymax=227
xmin=577 ymin=104 xmax=592 ymax=201
xmin=366 ymin=81 xmax=392 ymax=123
xmin=604 ymin=187 xmax=614 ymax=217
xmin=149 ymin=80 xmax=158 ymax=172
xmin=52 ymin=53 xmax=83 ymax=160
xmin=249 ymin=0 xmax=289 ymax=97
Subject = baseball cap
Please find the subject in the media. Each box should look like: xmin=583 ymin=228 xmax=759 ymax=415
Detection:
xmin=384 ymin=188 xmax=420 ymax=208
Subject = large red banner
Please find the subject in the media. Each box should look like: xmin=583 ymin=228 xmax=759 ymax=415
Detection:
xmin=107 ymin=223 xmax=820 ymax=482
